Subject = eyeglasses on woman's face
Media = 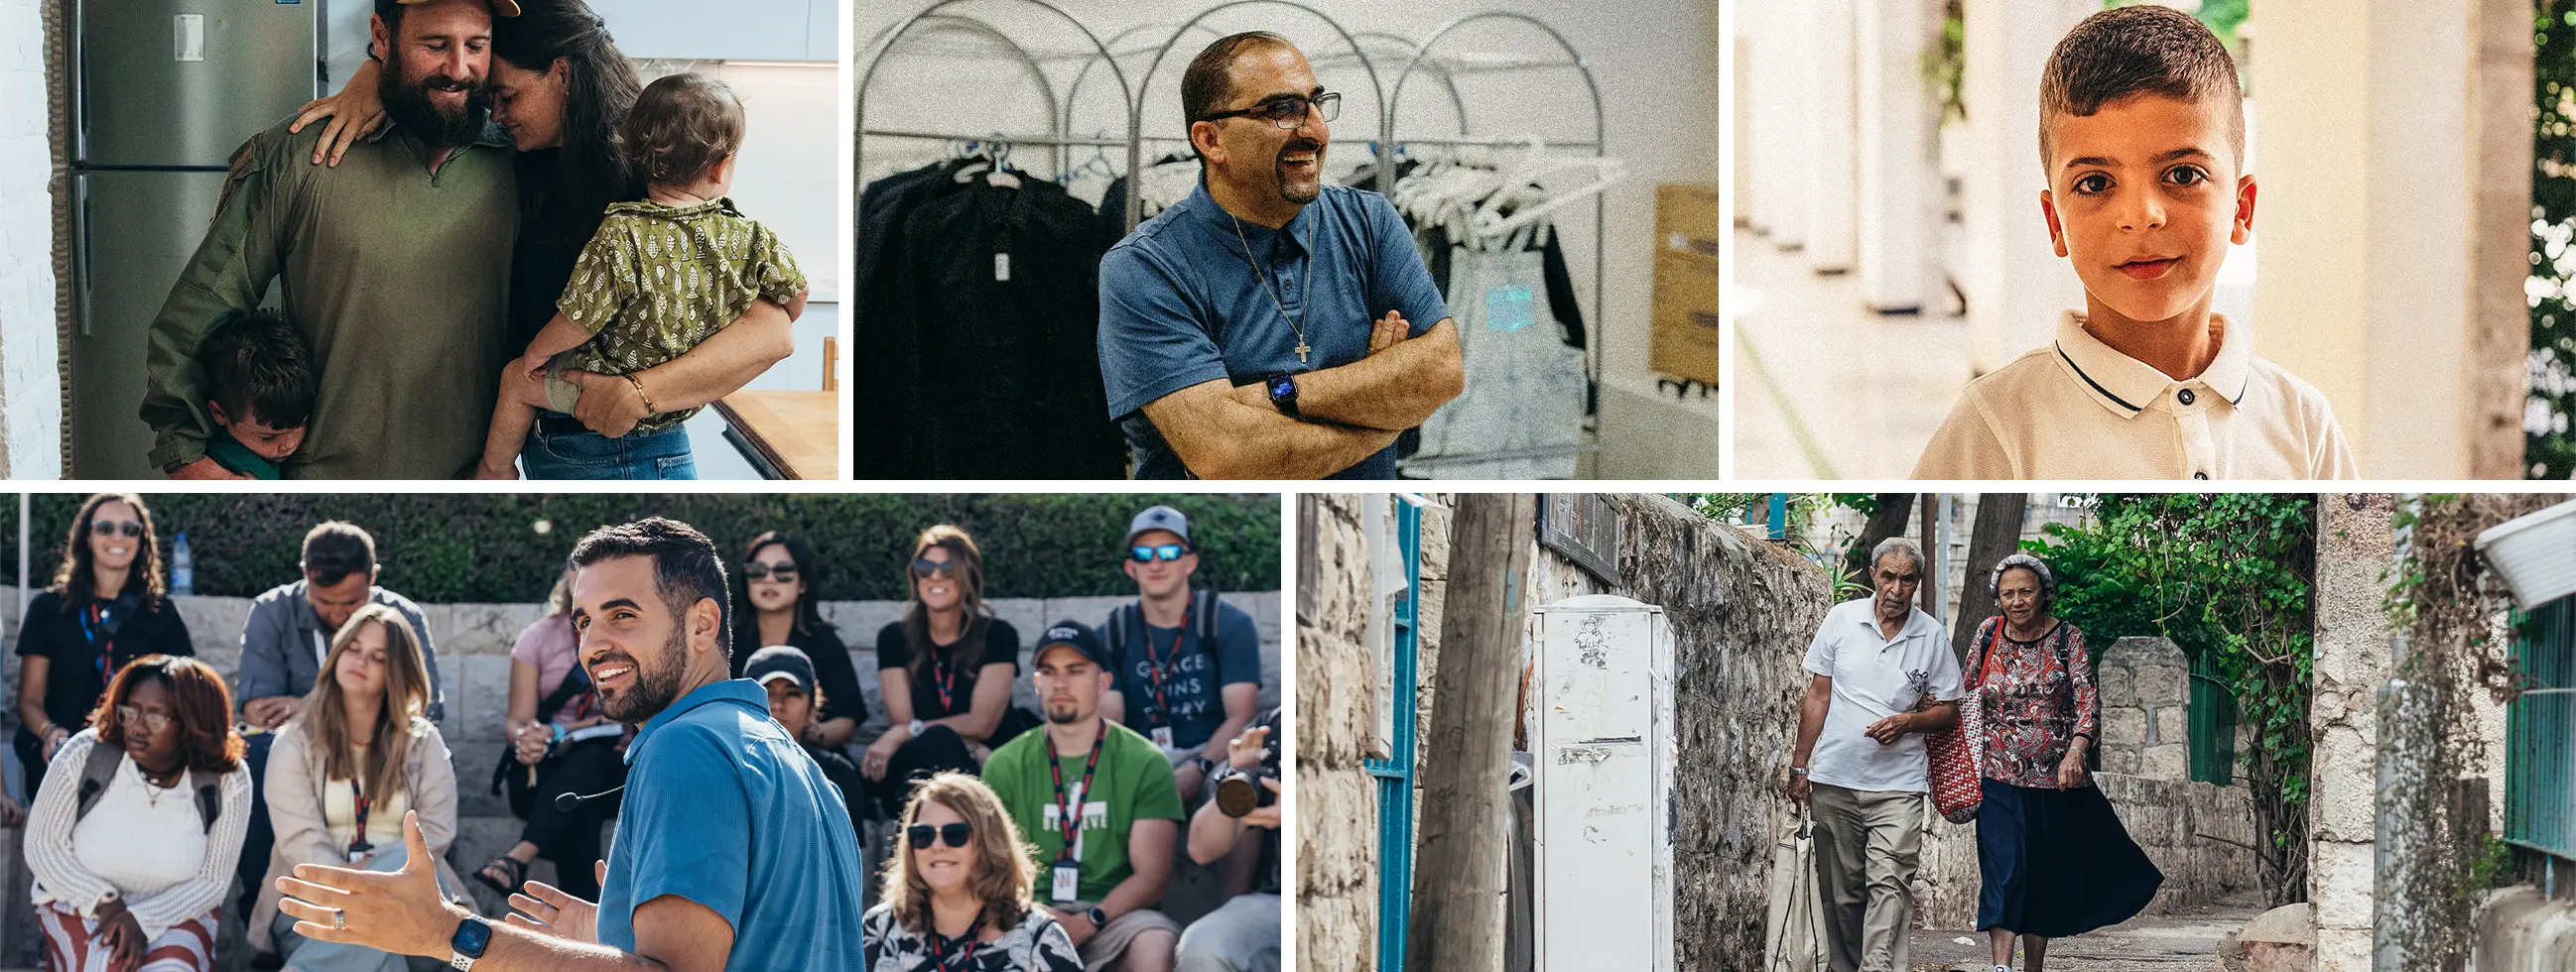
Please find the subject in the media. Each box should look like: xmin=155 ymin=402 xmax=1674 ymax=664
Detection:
xmin=115 ymin=705 xmax=175 ymax=736
xmin=907 ymin=821 xmax=973 ymax=849
xmin=911 ymin=556 xmax=959 ymax=580
xmin=90 ymin=520 xmax=145 ymax=539
xmin=742 ymin=560 xmax=799 ymax=583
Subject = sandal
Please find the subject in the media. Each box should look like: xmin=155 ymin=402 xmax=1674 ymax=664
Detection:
xmin=474 ymin=855 xmax=527 ymax=897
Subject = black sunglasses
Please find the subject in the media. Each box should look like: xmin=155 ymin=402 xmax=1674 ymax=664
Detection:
xmin=742 ymin=561 xmax=799 ymax=582
xmin=911 ymin=557 xmax=959 ymax=579
xmin=90 ymin=521 xmax=144 ymax=539
xmin=1199 ymin=91 xmax=1342 ymax=130
xmin=1129 ymin=544 xmax=1191 ymax=564
xmin=907 ymin=822 xmax=972 ymax=848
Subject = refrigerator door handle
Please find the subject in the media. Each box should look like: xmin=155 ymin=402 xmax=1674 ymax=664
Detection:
xmin=73 ymin=175 xmax=91 ymax=336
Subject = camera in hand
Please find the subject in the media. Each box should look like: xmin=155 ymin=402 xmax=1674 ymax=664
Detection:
xmin=1213 ymin=763 xmax=1274 ymax=817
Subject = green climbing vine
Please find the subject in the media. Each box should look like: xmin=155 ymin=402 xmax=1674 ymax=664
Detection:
xmin=2026 ymin=493 xmax=2316 ymax=908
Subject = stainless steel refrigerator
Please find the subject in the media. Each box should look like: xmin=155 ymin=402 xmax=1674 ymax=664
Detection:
xmin=68 ymin=0 xmax=320 ymax=478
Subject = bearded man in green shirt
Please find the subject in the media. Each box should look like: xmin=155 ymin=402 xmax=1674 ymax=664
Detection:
xmin=141 ymin=0 xmax=522 ymax=479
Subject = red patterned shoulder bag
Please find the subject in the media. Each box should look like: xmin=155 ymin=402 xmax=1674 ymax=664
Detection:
xmin=1923 ymin=620 xmax=1997 ymax=823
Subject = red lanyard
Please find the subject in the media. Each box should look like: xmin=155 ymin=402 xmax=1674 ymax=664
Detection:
xmin=931 ymin=650 xmax=962 ymax=713
xmin=1044 ymin=719 xmax=1106 ymax=861
xmin=1139 ymin=606 xmax=1187 ymax=718
xmin=933 ymin=911 xmax=986 ymax=971
xmin=348 ymin=776 xmax=374 ymax=858
xmin=81 ymin=603 xmax=116 ymax=685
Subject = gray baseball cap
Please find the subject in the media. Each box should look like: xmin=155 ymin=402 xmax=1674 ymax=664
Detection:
xmin=1123 ymin=505 xmax=1192 ymax=548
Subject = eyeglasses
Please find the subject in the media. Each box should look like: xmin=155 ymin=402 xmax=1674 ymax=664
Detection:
xmin=1200 ymin=91 xmax=1341 ymax=131
xmin=742 ymin=561 xmax=799 ymax=583
xmin=911 ymin=558 xmax=959 ymax=580
xmin=1129 ymin=544 xmax=1191 ymax=564
xmin=907 ymin=822 xmax=973 ymax=848
xmin=90 ymin=521 xmax=144 ymax=539
xmin=115 ymin=705 xmax=174 ymax=735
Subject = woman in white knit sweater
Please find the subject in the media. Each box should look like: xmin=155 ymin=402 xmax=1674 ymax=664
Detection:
xmin=26 ymin=655 xmax=252 ymax=972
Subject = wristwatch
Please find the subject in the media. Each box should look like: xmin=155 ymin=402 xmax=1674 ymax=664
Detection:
xmin=450 ymin=914 xmax=492 ymax=970
xmin=1788 ymin=766 xmax=1809 ymax=777
xmin=908 ymin=718 xmax=927 ymax=739
xmin=1086 ymin=906 xmax=1110 ymax=931
xmin=1264 ymin=374 xmax=1302 ymax=418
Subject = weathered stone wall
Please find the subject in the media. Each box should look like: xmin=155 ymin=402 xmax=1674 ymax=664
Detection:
xmin=1296 ymin=494 xmax=1380 ymax=972
xmin=1526 ymin=495 xmax=1833 ymax=971
xmin=2472 ymin=886 xmax=2576 ymax=969
xmin=2098 ymin=636 xmax=2193 ymax=782
xmin=2309 ymin=493 xmax=2396 ymax=972
xmin=0 ymin=0 xmax=64 ymax=478
xmin=1915 ymin=774 xmax=2258 ymax=927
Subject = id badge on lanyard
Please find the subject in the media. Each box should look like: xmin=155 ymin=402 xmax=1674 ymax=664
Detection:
xmin=1151 ymin=726 xmax=1174 ymax=748
xmin=1052 ymin=860 xmax=1082 ymax=904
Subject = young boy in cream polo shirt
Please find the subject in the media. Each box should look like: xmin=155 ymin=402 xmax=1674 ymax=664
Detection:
xmin=1912 ymin=5 xmax=2356 ymax=481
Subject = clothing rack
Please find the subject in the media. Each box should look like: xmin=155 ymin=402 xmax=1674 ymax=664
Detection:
xmin=1384 ymin=12 xmax=1610 ymax=473
xmin=859 ymin=2 xmax=1612 ymax=477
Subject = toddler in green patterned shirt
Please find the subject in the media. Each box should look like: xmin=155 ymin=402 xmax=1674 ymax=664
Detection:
xmin=475 ymin=71 xmax=808 ymax=479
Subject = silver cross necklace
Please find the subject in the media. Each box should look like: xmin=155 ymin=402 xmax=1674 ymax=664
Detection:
xmin=1230 ymin=214 xmax=1315 ymax=363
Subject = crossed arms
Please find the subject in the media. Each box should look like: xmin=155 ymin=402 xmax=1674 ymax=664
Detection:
xmin=1139 ymin=312 xmax=1465 ymax=479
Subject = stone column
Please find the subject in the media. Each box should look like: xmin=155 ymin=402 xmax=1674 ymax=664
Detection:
xmin=2250 ymin=0 xmax=2530 ymax=478
xmin=1956 ymin=0 xmax=2090 ymax=374
xmin=1750 ymin=2 xmax=1811 ymax=249
xmin=1854 ymin=0 xmax=1936 ymax=312
xmin=0 ymin=0 xmax=64 ymax=478
xmin=2308 ymin=493 xmax=2397 ymax=972
xmin=1803 ymin=0 xmax=1859 ymax=273
xmin=2096 ymin=636 xmax=2192 ymax=782
xmin=1299 ymin=494 xmax=1381 ymax=970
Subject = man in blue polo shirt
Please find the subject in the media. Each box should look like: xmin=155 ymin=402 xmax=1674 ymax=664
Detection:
xmin=1098 ymin=31 xmax=1466 ymax=480
xmin=271 ymin=518 xmax=867 ymax=972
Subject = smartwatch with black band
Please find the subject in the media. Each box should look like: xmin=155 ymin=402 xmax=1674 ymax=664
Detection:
xmin=1264 ymin=374 xmax=1302 ymax=419
xmin=1086 ymin=906 xmax=1110 ymax=931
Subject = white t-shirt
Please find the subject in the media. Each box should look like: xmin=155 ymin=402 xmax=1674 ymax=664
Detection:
xmin=1910 ymin=311 xmax=2358 ymax=480
xmin=1802 ymin=597 xmax=1965 ymax=793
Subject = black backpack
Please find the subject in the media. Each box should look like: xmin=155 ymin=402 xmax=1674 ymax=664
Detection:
xmin=73 ymin=733 xmax=221 ymax=834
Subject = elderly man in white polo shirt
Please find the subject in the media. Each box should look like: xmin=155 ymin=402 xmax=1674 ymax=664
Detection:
xmin=1786 ymin=537 xmax=1965 ymax=972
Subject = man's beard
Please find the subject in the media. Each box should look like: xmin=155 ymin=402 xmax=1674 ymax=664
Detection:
xmin=1046 ymin=699 xmax=1088 ymax=725
xmin=599 ymin=627 xmax=691 ymax=723
xmin=379 ymin=55 xmax=488 ymax=148
xmin=1272 ymin=138 xmax=1325 ymax=205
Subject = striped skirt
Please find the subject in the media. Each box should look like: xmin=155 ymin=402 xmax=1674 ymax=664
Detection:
xmin=38 ymin=901 xmax=216 ymax=972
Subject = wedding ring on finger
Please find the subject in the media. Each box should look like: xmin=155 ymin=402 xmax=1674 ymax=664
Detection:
xmin=330 ymin=910 xmax=347 ymax=931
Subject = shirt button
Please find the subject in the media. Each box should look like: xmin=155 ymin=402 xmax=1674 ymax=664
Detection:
xmin=2194 ymin=472 xmax=2209 ymax=480
xmin=2177 ymin=388 xmax=2197 ymax=406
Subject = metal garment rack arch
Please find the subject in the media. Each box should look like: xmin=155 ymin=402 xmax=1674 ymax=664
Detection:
xmin=1126 ymin=0 xmax=1388 ymax=233
xmin=1062 ymin=22 xmax=1220 ymax=156
xmin=854 ymin=0 xmax=1134 ymax=197
xmin=1386 ymin=10 xmax=1609 ymax=470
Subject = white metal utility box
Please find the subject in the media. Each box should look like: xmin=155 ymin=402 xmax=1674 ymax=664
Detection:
xmin=1531 ymin=594 xmax=1675 ymax=972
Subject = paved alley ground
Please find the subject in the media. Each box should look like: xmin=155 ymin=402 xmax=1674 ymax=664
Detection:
xmin=1907 ymin=894 xmax=2267 ymax=972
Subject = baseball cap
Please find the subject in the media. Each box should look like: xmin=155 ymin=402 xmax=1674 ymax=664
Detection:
xmin=386 ymin=0 xmax=523 ymax=18
xmin=1032 ymin=620 xmax=1107 ymax=668
xmin=1123 ymin=505 xmax=1192 ymax=548
xmin=743 ymin=645 xmax=815 ymax=693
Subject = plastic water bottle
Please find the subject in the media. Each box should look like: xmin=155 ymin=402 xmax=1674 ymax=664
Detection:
xmin=171 ymin=533 xmax=193 ymax=596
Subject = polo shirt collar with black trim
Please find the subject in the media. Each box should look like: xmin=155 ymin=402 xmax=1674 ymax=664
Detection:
xmin=2051 ymin=310 xmax=2253 ymax=419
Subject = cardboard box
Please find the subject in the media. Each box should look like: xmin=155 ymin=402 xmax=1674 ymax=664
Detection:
xmin=1650 ymin=249 xmax=1723 ymax=387
xmin=1654 ymin=183 xmax=1726 ymax=262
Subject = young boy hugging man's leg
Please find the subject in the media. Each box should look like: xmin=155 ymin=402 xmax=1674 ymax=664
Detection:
xmin=196 ymin=308 xmax=315 ymax=480
xmin=1911 ymin=5 xmax=2355 ymax=481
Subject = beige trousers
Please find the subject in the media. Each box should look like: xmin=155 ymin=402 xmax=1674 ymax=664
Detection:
xmin=1808 ymin=783 xmax=1924 ymax=972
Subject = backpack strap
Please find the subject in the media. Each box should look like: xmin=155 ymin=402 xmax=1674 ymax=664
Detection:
xmin=71 ymin=734 xmax=123 ymax=824
xmin=1195 ymin=590 xmax=1224 ymax=683
xmin=189 ymin=768 xmax=220 ymax=834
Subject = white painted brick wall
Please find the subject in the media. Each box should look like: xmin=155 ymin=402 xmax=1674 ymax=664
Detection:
xmin=0 ymin=0 xmax=62 ymax=478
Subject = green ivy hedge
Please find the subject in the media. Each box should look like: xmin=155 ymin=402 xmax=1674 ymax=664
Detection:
xmin=1 ymin=494 xmax=1280 ymax=602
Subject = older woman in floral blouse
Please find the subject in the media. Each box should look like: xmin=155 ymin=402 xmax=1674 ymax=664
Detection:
xmin=1965 ymin=553 xmax=2162 ymax=972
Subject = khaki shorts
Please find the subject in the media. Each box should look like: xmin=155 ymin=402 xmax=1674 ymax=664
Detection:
xmin=1075 ymin=905 xmax=1181 ymax=971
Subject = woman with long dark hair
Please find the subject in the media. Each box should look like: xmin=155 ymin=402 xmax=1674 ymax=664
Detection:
xmin=15 ymin=493 xmax=194 ymax=803
xmin=729 ymin=531 xmax=866 ymax=748
xmin=868 ymin=526 xmax=1025 ymax=818
xmin=25 ymin=655 xmax=251 ymax=972
xmin=292 ymin=0 xmax=796 ymax=460
xmin=1965 ymin=553 xmax=2163 ymax=972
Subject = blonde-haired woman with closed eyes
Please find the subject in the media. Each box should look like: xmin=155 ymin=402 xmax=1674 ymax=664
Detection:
xmin=863 ymin=772 xmax=1082 ymax=972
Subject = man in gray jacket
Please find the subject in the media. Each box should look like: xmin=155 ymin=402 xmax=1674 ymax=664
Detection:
xmin=232 ymin=520 xmax=445 ymax=954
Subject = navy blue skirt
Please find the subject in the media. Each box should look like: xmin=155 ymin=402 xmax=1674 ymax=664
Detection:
xmin=1975 ymin=779 xmax=2164 ymax=937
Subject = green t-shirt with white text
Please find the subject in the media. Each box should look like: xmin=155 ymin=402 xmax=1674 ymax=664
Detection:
xmin=983 ymin=718 xmax=1184 ymax=904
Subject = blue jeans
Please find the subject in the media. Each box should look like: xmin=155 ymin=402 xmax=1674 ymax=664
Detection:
xmin=520 ymin=413 xmax=696 ymax=480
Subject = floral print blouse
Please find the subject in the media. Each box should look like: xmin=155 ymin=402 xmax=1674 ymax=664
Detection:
xmin=862 ymin=902 xmax=1083 ymax=972
xmin=1965 ymin=617 xmax=2099 ymax=790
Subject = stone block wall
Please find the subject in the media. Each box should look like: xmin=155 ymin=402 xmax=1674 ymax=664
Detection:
xmin=1296 ymin=494 xmax=1380 ymax=971
xmin=2097 ymin=636 xmax=2193 ymax=783
xmin=0 ymin=0 xmax=63 ymax=477
xmin=2308 ymin=493 xmax=2396 ymax=972
xmin=1525 ymin=495 xmax=1833 ymax=972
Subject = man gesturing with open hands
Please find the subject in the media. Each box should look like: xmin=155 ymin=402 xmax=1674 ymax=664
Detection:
xmin=277 ymin=518 xmax=868 ymax=971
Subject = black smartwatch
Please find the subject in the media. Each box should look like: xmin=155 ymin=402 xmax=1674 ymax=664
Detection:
xmin=449 ymin=914 xmax=492 ymax=970
xmin=1264 ymin=374 xmax=1302 ymax=418
xmin=1086 ymin=906 xmax=1110 ymax=930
